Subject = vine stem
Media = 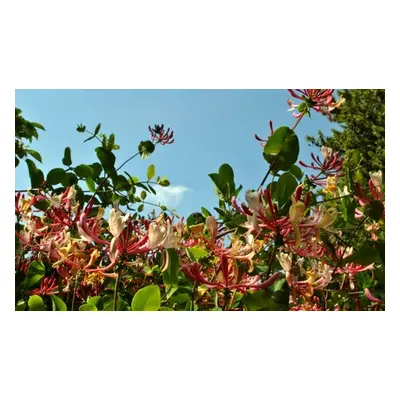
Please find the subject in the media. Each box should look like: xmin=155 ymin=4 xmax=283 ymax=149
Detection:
xmin=71 ymin=271 xmax=81 ymax=311
xmin=113 ymin=271 xmax=120 ymax=311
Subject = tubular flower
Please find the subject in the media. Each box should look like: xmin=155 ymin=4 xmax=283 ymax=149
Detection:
xmin=108 ymin=208 xmax=129 ymax=239
xmin=181 ymin=256 xmax=281 ymax=292
xmin=276 ymin=252 xmax=292 ymax=279
xmin=31 ymin=275 xmax=59 ymax=296
xmin=299 ymin=205 xmax=337 ymax=230
xmin=287 ymin=89 xmax=343 ymax=120
xmin=299 ymin=147 xmax=343 ymax=177
xmin=254 ymin=121 xmax=274 ymax=146
xmin=149 ymin=124 xmax=174 ymax=145
xmin=148 ymin=220 xmax=179 ymax=249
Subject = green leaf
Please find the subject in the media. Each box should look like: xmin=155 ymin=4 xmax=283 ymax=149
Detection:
xmin=364 ymin=200 xmax=384 ymax=222
xmin=140 ymin=190 xmax=147 ymax=200
xmin=15 ymin=300 xmax=26 ymax=311
xmin=289 ymin=164 xmax=303 ymax=180
xmin=185 ymin=301 xmax=198 ymax=311
xmin=50 ymin=295 xmax=67 ymax=311
xmin=159 ymin=179 xmax=170 ymax=187
xmin=26 ymin=149 xmax=42 ymax=163
xmin=219 ymin=163 xmax=235 ymax=188
xmin=46 ymin=168 xmax=66 ymax=185
xmin=243 ymin=290 xmax=277 ymax=311
xmin=90 ymin=163 xmax=102 ymax=178
xmin=162 ymin=249 xmax=180 ymax=285
xmin=201 ymin=207 xmax=211 ymax=218
xmin=138 ymin=140 xmax=155 ymax=160
xmin=87 ymin=296 xmax=101 ymax=306
xmin=356 ymin=271 xmax=372 ymax=290
xmin=187 ymin=212 xmax=205 ymax=228
xmin=86 ymin=176 xmax=96 ymax=193
xmin=187 ymin=246 xmax=208 ymax=261
xmin=28 ymin=295 xmax=46 ymax=311
xmin=26 ymin=159 xmax=44 ymax=188
xmin=96 ymin=147 xmax=116 ymax=172
xmin=30 ymin=122 xmax=45 ymax=131
xmin=137 ymin=204 xmax=144 ymax=213
xmin=79 ymin=304 xmax=98 ymax=311
xmin=147 ymin=164 xmax=155 ymax=180
xmin=25 ymin=260 xmax=46 ymax=289
xmin=62 ymin=147 xmax=72 ymax=166
xmin=209 ymin=173 xmax=227 ymax=201
xmin=94 ymin=123 xmax=101 ymax=135
xmin=76 ymin=124 xmax=86 ymax=133
xmin=276 ymin=172 xmax=297 ymax=207
xmin=74 ymin=164 xmax=93 ymax=179
xmin=131 ymin=285 xmax=161 ymax=311
xmin=263 ymin=127 xmax=300 ymax=171
xmin=169 ymin=293 xmax=191 ymax=304
xmin=62 ymin=172 xmax=78 ymax=187
xmin=160 ymin=306 xmax=174 ymax=311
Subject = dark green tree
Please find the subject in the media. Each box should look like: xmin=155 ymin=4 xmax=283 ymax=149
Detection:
xmin=306 ymin=89 xmax=385 ymax=185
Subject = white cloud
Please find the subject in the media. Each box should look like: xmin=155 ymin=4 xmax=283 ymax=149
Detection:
xmin=146 ymin=185 xmax=191 ymax=209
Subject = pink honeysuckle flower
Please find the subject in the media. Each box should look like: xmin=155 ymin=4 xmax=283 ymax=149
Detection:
xmin=108 ymin=208 xmax=130 ymax=239
xmin=364 ymin=288 xmax=383 ymax=304
xmin=149 ymin=124 xmax=174 ymax=145
xmin=31 ymin=275 xmax=59 ymax=296
xmin=287 ymin=89 xmax=343 ymax=121
xmin=298 ymin=205 xmax=337 ymax=230
xmin=77 ymin=212 xmax=109 ymax=245
xmin=254 ymin=121 xmax=274 ymax=146
xmin=148 ymin=220 xmax=178 ymax=250
xmin=299 ymin=148 xmax=343 ymax=176
xmin=181 ymin=256 xmax=281 ymax=292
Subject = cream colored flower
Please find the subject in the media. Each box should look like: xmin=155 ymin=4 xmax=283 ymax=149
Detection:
xmin=148 ymin=221 xmax=178 ymax=249
xmin=321 ymin=146 xmax=333 ymax=160
xmin=108 ymin=208 xmax=129 ymax=238
xmin=369 ymin=171 xmax=383 ymax=192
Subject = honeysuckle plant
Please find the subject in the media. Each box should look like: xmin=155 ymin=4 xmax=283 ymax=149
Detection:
xmin=15 ymin=89 xmax=385 ymax=311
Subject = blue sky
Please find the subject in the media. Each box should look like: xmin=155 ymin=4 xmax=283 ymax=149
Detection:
xmin=15 ymin=90 xmax=337 ymax=218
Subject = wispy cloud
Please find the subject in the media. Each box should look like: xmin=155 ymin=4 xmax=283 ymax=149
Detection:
xmin=146 ymin=185 xmax=191 ymax=209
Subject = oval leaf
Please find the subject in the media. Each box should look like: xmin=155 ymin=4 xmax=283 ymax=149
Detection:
xmin=47 ymin=168 xmax=66 ymax=185
xmin=147 ymin=164 xmax=155 ymax=180
xmin=28 ymin=295 xmax=46 ymax=311
xmin=131 ymin=285 xmax=161 ymax=311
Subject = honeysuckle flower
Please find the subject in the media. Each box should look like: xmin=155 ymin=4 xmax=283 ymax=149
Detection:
xmin=287 ymin=89 xmax=342 ymax=120
xmin=323 ymin=175 xmax=338 ymax=194
xmin=149 ymin=124 xmax=174 ymax=145
xmin=181 ymin=256 xmax=281 ymax=292
xmin=148 ymin=220 xmax=178 ymax=249
xmin=299 ymin=149 xmax=343 ymax=176
xmin=299 ymin=205 xmax=337 ymax=230
xmin=289 ymin=201 xmax=305 ymax=223
xmin=337 ymin=185 xmax=350 ymax=197
xmin=321 ymin=146 xmax=333 ymax=160
xmin=365 ymin=222 xmax=380 ymax=241
xmin=49 ymin=193 xmax=62 ymax=207
xmin=31 ymin=275 xmax=59 ymax=296
xmin=205 ymin=216 xmax=218 ymax=242
xmin=364 ymin=288 xmax=383 ymax=304
xmin=108 ymin=208 xmax=129 ymax=239
xmin=276 ymin=252 xmax=292 ymax=278
xmin=369 ymin=170 xmax=383 ymax=193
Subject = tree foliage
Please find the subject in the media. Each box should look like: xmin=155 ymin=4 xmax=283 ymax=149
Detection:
xmin=306 ymin=89 xmax=385 ymax=185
